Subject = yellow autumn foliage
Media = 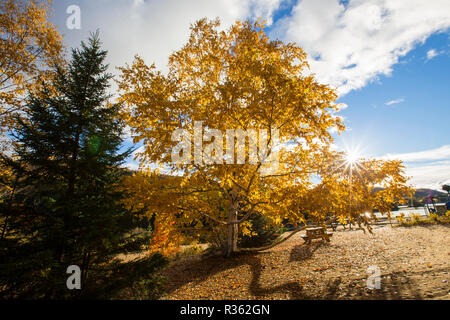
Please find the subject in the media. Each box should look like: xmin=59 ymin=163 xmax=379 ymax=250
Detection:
xmin=117 ymin=19 xmax=411 ymax=255
xmin=0 ymin=0 xmax=63 ymax=150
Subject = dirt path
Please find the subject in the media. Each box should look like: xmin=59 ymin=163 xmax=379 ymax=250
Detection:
xmin=161 ymin=224 xmax=450 ymax=300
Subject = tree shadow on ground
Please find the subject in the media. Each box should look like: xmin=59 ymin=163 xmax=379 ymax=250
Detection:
xmin=162 ymin=251 xmax=255 ymax=295
xmin=325 ymin=266 xmax=450 ymax=300
xmin=329 ymin=270 xmax=425 ymax=300
xmin=289 ymin=242 xmax=323 ymax=263
xmin=162 ymin=241 xmax=445 ymax=300
xmin=244 ymin=254 xmax=312 ymax=299
xmin=163 ymin=241 xmax=327 ymax=299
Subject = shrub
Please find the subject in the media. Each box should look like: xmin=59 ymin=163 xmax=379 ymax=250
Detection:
xmin=238 ymin=214 xmax=278 ymax=248
xmin=410 ymin=213 xmax=422 ymax=225
xmin=397 ymin=212 xmax=450 ymax=228
xmin=173 ymin=242 xmax=204 ymax=260
xmin=427 ymin=213 xmax=439 ymax=223
xmin=207 ymin=224 xmax=229 ymax=253
xmin=107 ymin=253 xmax=168 ymax=300
xmin=396 ymin=213 xmax=406 ymax=226
xmin=126 ymin=275 xmax=167 ymax=300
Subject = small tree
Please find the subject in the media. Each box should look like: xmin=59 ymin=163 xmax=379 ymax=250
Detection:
xmin=0 ymin=0 xmax=63 ymax=147
xmin=0 ymin=33 xmax=165 ymax=298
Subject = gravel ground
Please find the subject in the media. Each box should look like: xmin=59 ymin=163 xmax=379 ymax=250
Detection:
xmin=161 ymin=224 xmax=450 ymax=300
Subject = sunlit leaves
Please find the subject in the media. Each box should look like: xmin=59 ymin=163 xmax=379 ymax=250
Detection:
xmin=117 ymin=19 xmax=409 ymax=253
xmin=0 ymin=0 xmax=63 ymax=149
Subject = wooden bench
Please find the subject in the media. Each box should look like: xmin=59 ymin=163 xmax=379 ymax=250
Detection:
xmin=329 ymin=222 xmax=339 ymax=231
xmin=301 ymin=227 xmax=333 ymax=244
xmin=325 ymin=216 xmax=340 ymax=231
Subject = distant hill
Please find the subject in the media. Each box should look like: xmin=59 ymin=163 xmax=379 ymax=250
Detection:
xmin=373 ymin=187 xmax=448 ymax=207
xmin=413 ymin=188 xmax=447 ymax=200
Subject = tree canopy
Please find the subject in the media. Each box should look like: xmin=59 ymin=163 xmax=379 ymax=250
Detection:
xmin=0 ymin=0 xmax=63 ymax=149
xmin=118 ymin=19 xmax=411 ymax=256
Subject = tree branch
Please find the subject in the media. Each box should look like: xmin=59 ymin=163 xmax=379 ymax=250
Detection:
xmin=238 ymin=225 xmax=307 ymax=252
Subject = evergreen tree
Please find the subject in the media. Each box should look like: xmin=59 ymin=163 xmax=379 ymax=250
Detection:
xmin=0 ymin=32 xmax=166 ymax=299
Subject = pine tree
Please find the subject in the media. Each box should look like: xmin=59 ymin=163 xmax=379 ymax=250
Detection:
xmin=0 ymin=32 xmax=166 ymax=299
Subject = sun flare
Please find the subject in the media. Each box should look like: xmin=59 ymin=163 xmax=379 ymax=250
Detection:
xmin=345 ymin=150 xmax=360 ymax=165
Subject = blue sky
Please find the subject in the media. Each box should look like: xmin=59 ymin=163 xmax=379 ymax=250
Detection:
xmin=49 ymin=0 xmax=450 ymax=189
xmin=336 ymin=32 xmax=450 ymax=156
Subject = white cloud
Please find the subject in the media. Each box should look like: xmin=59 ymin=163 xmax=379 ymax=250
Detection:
xmin=381 ymin=145 xmax=450 ymax=189
xmin=405 ymin=161 xmax=450 ymax=190
xmin=247 ymin=0 xmax=287 ymax=25
xmin=383 ymin=145 xmax=450 ymax=162
xmin=57 ymin=0 xmax=450 ymax=98
xmin=274 ymin=0 xmax=450 ymax=95
xmin=336 ymin=103 xmax=348 ymax=110
xmin=426 ymin=48 xmax=445 ymax=61
xmin=58 ymin=0 xmax=284 ymax=74
xmin=121 ymin=162 xmax=139 ymax=171
xmin=426 ymin=49 xmax=439 ymax=60
xmin=131 ymin=145 xmax=145 ymax=159
xmin=385 ymin=98 xmax=404 ymax=106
